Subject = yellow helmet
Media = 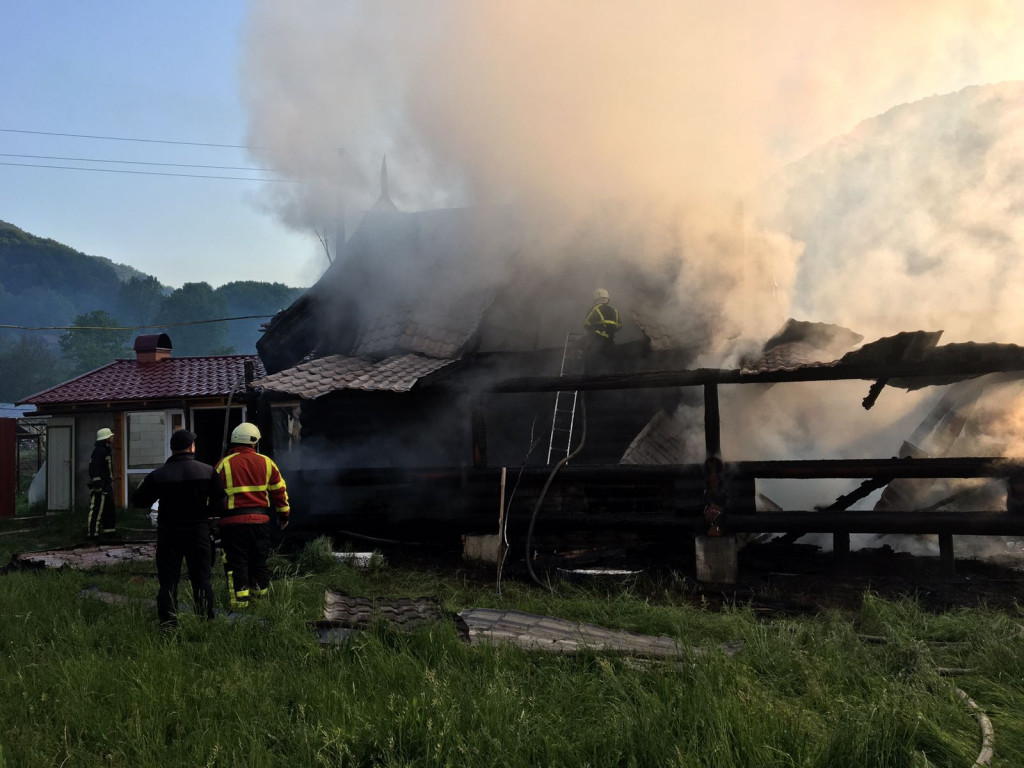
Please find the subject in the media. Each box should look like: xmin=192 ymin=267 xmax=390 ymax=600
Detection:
xmin=96 ymin=428 xmax=114 ymax=441
xmin=594 ymin=288 xmax=610 ymax=304
xmin=230 ymin=422 xmax=261 ymax=445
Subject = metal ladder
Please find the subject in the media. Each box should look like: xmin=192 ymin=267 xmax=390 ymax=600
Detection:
xmin=546 ymin=332 xmax=585 ymax=464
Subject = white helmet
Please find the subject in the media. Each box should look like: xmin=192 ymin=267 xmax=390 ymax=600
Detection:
xmin=594 ymin=288 xmax=610 ymax=304
xmin=96 ymin=428 xmax=114 ymax=441
xmin=230 ymin=422 xmax=261 ymax=445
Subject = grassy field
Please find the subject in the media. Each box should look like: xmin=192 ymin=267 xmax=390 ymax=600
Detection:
xmin=1 ymin=510 xmax=1022 ymax=767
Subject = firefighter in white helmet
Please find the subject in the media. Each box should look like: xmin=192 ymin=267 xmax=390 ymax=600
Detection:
xmin=583 ymin=288 xmax=621 ymax=353
xmin=87 ymin=427 xmax=116 ymax=537
xmin=214 ymin=422 xmax=290 ymax=610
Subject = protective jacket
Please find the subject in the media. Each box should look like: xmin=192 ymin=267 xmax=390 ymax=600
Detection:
xmin=88 ymin=441 xmax=113 ymax=491
xmin=583 ymin=302 xmax=622 ymax=340
xmin=133 ymin=454 xmax=225 ymax=528
xmin=215 ymin=445 xmax=290 ymax=526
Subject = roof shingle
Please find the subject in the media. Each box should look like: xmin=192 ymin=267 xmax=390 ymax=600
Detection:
xmin=20 ymin=356 xmax=264 ymax=405
xmin=251 ymin=353 xmax=456 ymax=398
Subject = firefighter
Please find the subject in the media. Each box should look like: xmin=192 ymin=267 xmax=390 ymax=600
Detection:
xmin=86 ymin=427 xmax=116 ymax=538
xmin=215 ymin=422 xmax=290 ymax=610
xmin=583 ymin=288 xmax=622 ymax=368
xmin=583 ymin=288 xmax=621 ymax=348
xmin=133 ymin=430 xmax=225 ymax=627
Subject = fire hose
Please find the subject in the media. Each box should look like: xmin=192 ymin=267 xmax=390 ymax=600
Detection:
xmin=525 ymin=393 xmax=587 ymax=590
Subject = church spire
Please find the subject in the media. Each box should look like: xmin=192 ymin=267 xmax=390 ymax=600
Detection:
xmin=372 ymin=155 xmax=399 ymax=212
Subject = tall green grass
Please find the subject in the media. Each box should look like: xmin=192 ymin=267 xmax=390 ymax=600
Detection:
xmin=0 ymin=536 xmax=1020 ymax=766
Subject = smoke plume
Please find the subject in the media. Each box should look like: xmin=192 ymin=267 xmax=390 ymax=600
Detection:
xmin=242 ymin=1 xmax=1024 ymax=354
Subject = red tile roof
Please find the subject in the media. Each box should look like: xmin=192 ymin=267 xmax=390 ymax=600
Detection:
xmin=20 ymin=356 xmax=265 ymax=406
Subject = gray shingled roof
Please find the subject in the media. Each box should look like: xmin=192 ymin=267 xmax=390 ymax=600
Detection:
xmin=620 ymin=410 xmax=696 ymax=465
xmin=352 ymin=296 xmax=494 ymax=359
xmin=251 ymin=353 xmax=456 ymax=398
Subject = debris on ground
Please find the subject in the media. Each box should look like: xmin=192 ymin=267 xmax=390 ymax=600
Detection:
xmin=456 ymin=607 xmax=743 ymax=658
xmin=12 ymin=542 xmax=155 ymax=570
xmin=313 ymin=591 xmax=743 ymax=657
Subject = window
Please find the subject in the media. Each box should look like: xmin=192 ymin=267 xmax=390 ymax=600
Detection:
xmin=125 ymin=410 xmax=184 ymax=494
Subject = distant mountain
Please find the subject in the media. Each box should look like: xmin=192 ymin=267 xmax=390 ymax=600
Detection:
xmin=765 ymin=81 xmax=1024 ymax=344
xmin=0 ymin=219 xmax=305 ymax=354
xmin=0 ymin=220 xmax=130 ymax=327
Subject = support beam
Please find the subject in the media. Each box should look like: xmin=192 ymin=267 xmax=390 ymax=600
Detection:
xmin=939 ymin=533 xmax=956 ymax=575
xmin=721 ymin=511 xmax=1024 ymax=536
xmin=486 ymin=357 xmax=1024 ymax=394
xmin=833 ymin=532 xmax=851 ymax=573
xmin=704 ymin=383 xmax=721 ymax=459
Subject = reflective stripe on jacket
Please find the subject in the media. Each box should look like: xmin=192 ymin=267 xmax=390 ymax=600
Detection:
xmin=215 ymin=445 xmax=290 ymax=525
xmin=583 ymin=303 xmax=621 ymax=339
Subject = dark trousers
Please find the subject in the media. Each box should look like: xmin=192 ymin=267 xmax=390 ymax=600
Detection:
xmin=86 ymin=488 xmax=115 ymax=537
xmin=220 ymin=522 xmax=272 ymax=608
xmin=156 ymin=524 xmax=215 ymax=625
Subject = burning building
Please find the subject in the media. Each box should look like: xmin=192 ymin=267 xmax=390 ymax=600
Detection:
xmin=250 ymin=173 xmax=1024 ymax=578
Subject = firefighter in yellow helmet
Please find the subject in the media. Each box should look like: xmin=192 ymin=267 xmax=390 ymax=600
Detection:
xmin=87 ymin=427 xmax=116 ymax=537
xmin=583 ymin=288 xmax=621 ymax=354
xmin=214 ymin=422 xmax=290 ymax=610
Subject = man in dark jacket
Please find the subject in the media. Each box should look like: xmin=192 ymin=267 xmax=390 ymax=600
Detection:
xmin=134 ymin=429 xmax=226 ymax=627
xmin=87 ymin=427 xmax=116 ymax=537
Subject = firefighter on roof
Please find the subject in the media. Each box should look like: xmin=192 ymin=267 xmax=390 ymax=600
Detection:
xmin=87 ymin=427 xmax=116 ymax=537
xmin=215 ymin=422 xmax=290 ymax=610
xmin=583 ymin=288 xmax=621 ymax=354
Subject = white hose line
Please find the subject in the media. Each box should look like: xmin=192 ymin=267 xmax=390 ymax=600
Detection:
xmin=955 ymin=687 xmax=994 ymax=767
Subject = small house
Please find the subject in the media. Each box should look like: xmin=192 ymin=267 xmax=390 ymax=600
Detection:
xmin=18 ymin=334 xmax=265 ymax=514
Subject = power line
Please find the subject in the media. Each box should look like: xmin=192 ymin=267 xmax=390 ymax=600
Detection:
xmin=0 ymin=152 xmax=277 ymax=172
xmin=0 ymin=127 xmax=255 ymax=149
xmin=0 ymin=315 xmax=277 ymax=332
xmin=0 ymin=161 xmax=294 ymax=182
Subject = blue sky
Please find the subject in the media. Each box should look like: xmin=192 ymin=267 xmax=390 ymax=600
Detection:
xmin=1 ymin=2 xmax=320 ymax=289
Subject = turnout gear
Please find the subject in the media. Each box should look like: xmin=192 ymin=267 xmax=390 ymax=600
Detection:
xmin=133 ymin=435 xmax=225 ymax=626
xmin=215 ymin=442 xmax=289 ymax=610
xmin=230 ymin=422 xmax=262 ymax=445
xmin=583 ymin=298 xmax=621 ymax=341
xmin=86 ymin=437 xmax=115 ymax=537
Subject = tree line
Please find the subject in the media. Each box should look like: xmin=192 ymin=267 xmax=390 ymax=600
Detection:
xmin=1 ymin=277 xmax=303 ymax=403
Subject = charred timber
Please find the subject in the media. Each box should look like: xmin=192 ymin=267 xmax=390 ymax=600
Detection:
xmin=485 ymin=360 xmax=1024 ymax=393
xmin=717 ymin=511 xmax=1024 ymax=536
xmin=295 ymin=458 xmax=1024 ymax=485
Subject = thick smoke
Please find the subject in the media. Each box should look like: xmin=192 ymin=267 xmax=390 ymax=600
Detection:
xmin=243 ymin=3 xmax=1024 ymax=531
xmin=242 ymin=0 xmax=1024 ymax=353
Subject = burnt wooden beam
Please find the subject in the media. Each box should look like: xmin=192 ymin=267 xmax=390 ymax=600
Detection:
xmin=719 ymin=511 xmax=1024 ymax=535
xmin=939 ymin=532 xmax=956 ymax=574
xmin=485 ymin=359 xmax=1024 ymax=393
xmin=704 ymin=383 xmax=721 ymax=459
xmin=734 ymin=457 xmax=1024 ymax=479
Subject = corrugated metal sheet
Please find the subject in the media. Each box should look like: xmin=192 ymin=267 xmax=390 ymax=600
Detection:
xmin=251 ymin=353 xmax=456 ymax=398
xmin=741 ymin=319 xmax=866 ymax=374
xmin=19 ymin=356 xmax=263 ymax=405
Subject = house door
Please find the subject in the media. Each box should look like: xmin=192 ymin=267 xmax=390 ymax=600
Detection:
xmin=47 ymin=423 xmax=73 ymax=512
xmin=191 ymin=406 xmax=245 ymax=467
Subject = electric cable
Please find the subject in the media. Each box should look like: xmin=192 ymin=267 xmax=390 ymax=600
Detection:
xmin=0 ymin=152 xmax=277 ymax=172
xmin=0 ymin=161 xmax=292 ymax=182
xmin=0 ymin=127 xmax=255 ymax=149
xmin=525 ymin=392 xmax=587 ymax=590
xmin=0 ymin=315 xmax=276 ymax=332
